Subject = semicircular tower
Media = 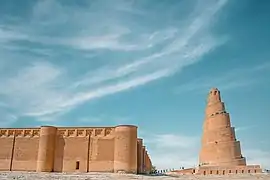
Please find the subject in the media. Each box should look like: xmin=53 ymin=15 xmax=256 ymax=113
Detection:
xmin=114 ymin=125 xmax=137 ymax=173
xmin=199 ymin=88 xmax=246 ymax=167
xmin=36 ymin=126 xmax=57 ymax=172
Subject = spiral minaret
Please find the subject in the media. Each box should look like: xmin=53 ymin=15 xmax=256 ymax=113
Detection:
xmin=199 ymin=88 xmax=246 ymax=167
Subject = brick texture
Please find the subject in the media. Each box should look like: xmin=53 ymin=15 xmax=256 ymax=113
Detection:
xmin=12 ymin=137 xmax=39 ymax=171
xmin=0 ymin=137 xmax=14 ymax=171
xmin=199 ymin=88 xmax=247 ymax=167
xmin=197 ymin=88 xmax=261 ymax=175
xmin=0 ymin=125 xmax=152 ymax=174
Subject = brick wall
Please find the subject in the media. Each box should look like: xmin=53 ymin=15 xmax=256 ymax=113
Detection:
xmin=89 ymin=137 xmax=114 ymax=172
xmin=12 ymin=137 xmax=39 ymax=171
xmin=198 ymin=165 xmax=262 ymax=175
xmin=0 ymin=137 xmax=14 ymax=170
xmin=0 ymin=125 xmax=150 ymax=174
xmin=61 ymin=137 xmax=89 ymax=172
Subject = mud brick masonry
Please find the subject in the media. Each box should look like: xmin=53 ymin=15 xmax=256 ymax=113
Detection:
xmin=173 ymin=88 xmax=262 ymax=175
xmin=0 ymin=125 xmax=152 ymax=174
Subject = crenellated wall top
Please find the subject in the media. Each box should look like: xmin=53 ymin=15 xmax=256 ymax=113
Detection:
xmin=57 ymin=127 xmax=115 ymax=137
xmin=0 ymin=128 xmax=40 ymax=137
xmin=0 ymin=126 xmax=116 ymax=138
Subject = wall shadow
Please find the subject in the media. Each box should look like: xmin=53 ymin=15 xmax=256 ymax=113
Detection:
xmin=53 ymin=135 xmax=65 ymax=172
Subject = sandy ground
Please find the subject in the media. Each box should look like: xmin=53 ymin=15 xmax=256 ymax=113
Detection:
xmin=0 ymin=172 xmax=269 ymax=180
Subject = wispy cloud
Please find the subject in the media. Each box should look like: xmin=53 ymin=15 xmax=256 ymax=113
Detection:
xmin=0 ymin=0 xmax=228 ymax=125
xmin=144 ymin=133 xmax=200 ymax=169
xmin=0 ymin=110 xmax=18 ymax=127
xmin=235 ymin=125 xmax=258 ymax=132
xmin=67 ymin=26 xmax=179 ymax=51
xmin=0 ymin=61 xmax=68 ymax=117
xmin=0 ymin=1 xmax=177 ymax=52
xmin=78 ymin=115 xmax=130 ymax=125
xmin=174 ymin=62 xmax=270 ymax=94
xmin=144 ymin=132 xmax=270 ymax=170
xmin=0 ymin=27 xmax=27 ymax=43
xmin=244 ymin=149 xmax=270 ymax=169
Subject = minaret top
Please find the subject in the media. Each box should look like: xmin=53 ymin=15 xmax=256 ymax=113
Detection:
xmin=207 ymin=87 xmax=221 ymax=104
xmin=210 ymin=87 xmax=219 ymax=91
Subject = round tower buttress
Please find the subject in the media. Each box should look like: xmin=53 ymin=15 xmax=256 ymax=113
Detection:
xmin=36 ymin=126 xmax=57 ymax=172
xmin=114 ymin=125 xmax=137 ymax=173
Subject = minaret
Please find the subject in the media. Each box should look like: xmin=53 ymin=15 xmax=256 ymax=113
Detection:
xmin=199 ymin=88 xmax=246 ymax=167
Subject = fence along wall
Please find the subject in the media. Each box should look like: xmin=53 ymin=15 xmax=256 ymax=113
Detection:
xmin=0 ymin=125 xmax=151 ymax=173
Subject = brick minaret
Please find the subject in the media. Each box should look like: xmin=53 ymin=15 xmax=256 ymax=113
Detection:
xmin=199 ymin=88 xmax=246 ymax=167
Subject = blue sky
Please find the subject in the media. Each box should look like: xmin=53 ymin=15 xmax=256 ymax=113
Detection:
xmin=0 ymin=0 xmax=269 ymax=170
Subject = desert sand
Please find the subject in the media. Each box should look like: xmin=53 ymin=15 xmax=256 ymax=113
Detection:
xmin=0 ymin=172 xmax=269 ymax=180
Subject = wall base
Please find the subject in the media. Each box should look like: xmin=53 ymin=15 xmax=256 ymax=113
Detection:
xmin=171 ymin=165 xmax=262 ymax=175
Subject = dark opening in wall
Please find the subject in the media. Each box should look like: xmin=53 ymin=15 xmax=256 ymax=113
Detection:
xmin=223 ymin=170 xmax=225 ymax=175
xmin=242 ymin=170 xmax=244 ymax=173
xmin=210 ymin=170 xmax=212 ymax=174
xmin=76 ymin=161 xmax=80 ymax=170
xmin=248 ymin=170 xmax=250 ymax=173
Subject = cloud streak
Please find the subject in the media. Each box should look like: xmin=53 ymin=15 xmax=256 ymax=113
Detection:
xmin=174 ymin=62 xmax=270 ymax=95
xmin=244 ymin=149 xmax=270 ymax=169
xmin=235 ymin=125 xmax=258 ymax=132
xmin=144 ymin=132 xmax=270 ymax=170
xmin=0 ymin=0 xmax=228 ymax=124
xmin=144 ymin=133 xmax=200 ymax=169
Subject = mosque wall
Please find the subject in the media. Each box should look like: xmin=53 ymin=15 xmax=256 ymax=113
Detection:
xmin=0 ymin=125 xmax=151 ymax=174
